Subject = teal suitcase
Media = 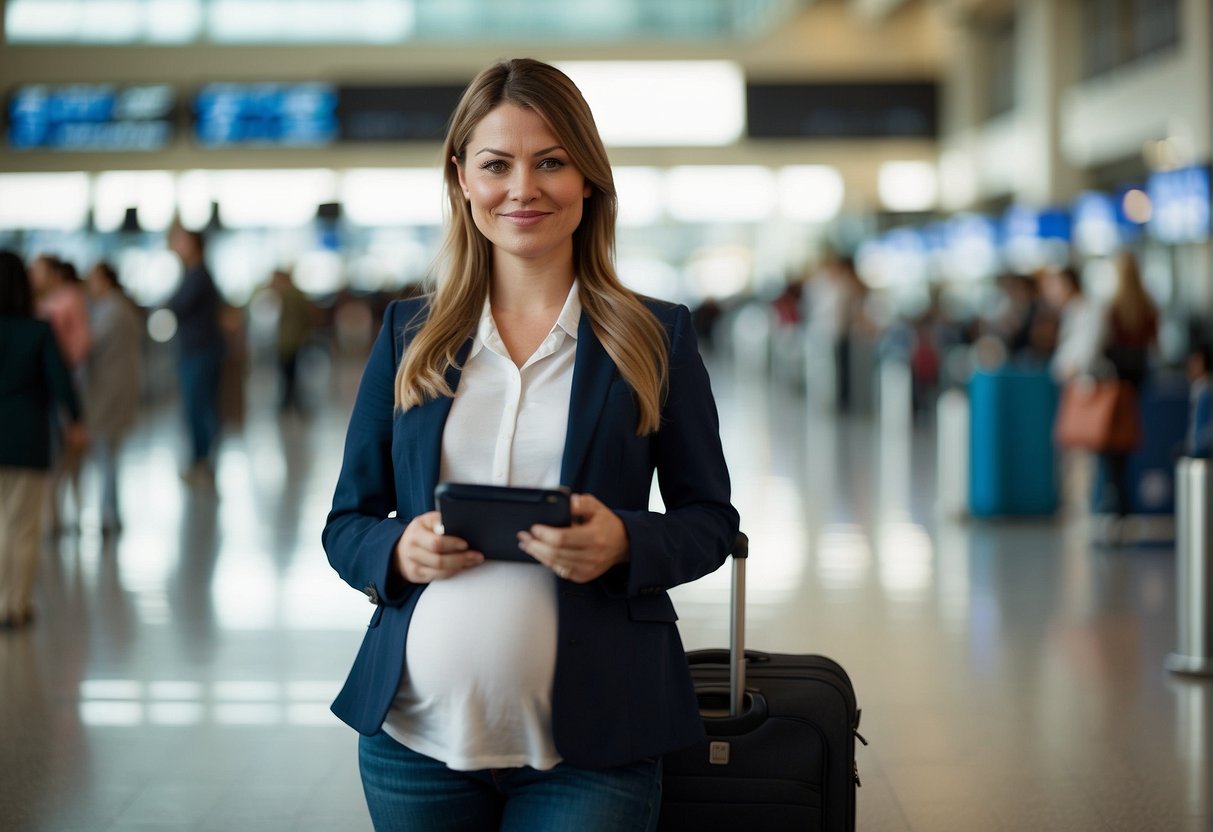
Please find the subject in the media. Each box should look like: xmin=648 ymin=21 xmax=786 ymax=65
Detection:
xmin=968 ymin=368 xmax=1060 ymax=516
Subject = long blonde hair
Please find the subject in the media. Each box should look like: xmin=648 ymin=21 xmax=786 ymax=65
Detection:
xmin=396 ymin=58 xmax=668 ymax=434
xmin=1108 ymin=250 xmax=1158 ymax=336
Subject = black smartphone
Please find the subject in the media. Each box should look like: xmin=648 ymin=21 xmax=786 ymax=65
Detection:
xmin=434 ymin=482 xmax=572 ymax=563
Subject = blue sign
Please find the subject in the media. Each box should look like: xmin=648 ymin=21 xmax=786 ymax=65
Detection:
xmin=1072 ymin=189 xmax=1150 ymax=255
xmin=1037 ymin=208 xmax=1071 ymax=241
xmin=949 ymin=213 xmax=1001 ymax=249
xmin=195 ymin=84 xmax=338 ymax=147
xmin=920 ymin=221 xmax=949 ymax=253
xmin=1072 ymin=191 xmax=1118 ymax=255
xmin=945 ymin=213 xmax=1001 ymax=280
xmin=1001 ymin=205 xmax=1071 ymax=242
xmin=1146 ymin=164 xmax=1211 ymax=244
xmin=9 ymin=84 xmax=174 ymax=151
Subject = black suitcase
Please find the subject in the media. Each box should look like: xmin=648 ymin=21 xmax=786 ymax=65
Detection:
xmin=660 ymin=533 xmax=865 ymax=831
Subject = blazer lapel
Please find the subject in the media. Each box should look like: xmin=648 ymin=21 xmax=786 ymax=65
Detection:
xmin=412 ymin=338 xmax=473 ymax=510
xmin=560 ymin=313 xmax=616 ymax=487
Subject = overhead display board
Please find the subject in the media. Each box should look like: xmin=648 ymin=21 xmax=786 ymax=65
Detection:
xmin=8 ymin=84 xmax=175 ymax=151
xmin=194 ymin=83 xmax=338 ymax=147
xmin=1072 ymin=189 xmax=1147 ymax=256
xmin=335 ymin=85 xmax=466 ymax=142
xmin=1146 ymin=164 xmax=1211 ymax=244
xmin=746 ymin=82 xmax=938 ymax=139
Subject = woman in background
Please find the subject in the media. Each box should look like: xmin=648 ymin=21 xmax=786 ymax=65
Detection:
xmin=31 ymin=254 xmax=91 ymax=530
xmin=85 ymin=261 xmax=144 ymax=533
xmin=1044 ymin=264 xmax=1102 ymax=383
xmin=1099 ymin=250 xmax=1158 ymax=524
xmin=0 ymin=251 xmax=86 ymax=628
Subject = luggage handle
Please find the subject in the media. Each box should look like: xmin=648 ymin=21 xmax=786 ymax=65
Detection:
xmin=727 ymin=532 xmax=749 ymax=717
xmin=692 ymin=684 xmax=768 ymax=733
xmin=687 ymin=648 xmax=771 ymax=668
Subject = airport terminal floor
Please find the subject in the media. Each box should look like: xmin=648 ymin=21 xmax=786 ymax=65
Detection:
xmin=1 ymin=347 xmax=1209 ymax=832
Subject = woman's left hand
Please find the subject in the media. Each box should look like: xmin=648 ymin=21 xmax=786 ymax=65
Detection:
xmin=518 ymin=493 xmax=629 ymax=583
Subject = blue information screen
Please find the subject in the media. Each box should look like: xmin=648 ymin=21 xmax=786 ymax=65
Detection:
xmin=194 ymin=83 xmax=338 ymax=147
xmin=1146 ymin=164 xmax=1211 ymax=244
xmin=8 ymin=84 xmax=174 ymax=151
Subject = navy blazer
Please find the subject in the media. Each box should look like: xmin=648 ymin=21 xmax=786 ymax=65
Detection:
xmin=0 ymin=317 xmax=81 ymax=469
xmin=322 ymin=294 xmax=739 ymax=769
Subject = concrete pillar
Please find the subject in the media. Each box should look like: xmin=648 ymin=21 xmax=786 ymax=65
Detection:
xmin=1013 ymin=0 xmax=1081 ymax=206
xmin=1194 ymin=0 xmax=1213 ymax=325
xmin=940 ymin=14 xmax=985 ymax=138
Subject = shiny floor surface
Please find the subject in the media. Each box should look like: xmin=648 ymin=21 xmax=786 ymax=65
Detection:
xmin=2 ymin=351 xmax=1209 ymax=832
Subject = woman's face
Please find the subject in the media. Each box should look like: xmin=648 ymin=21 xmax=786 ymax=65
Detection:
xmin=29 ymin=258 xmax=56 ymax=293
xmin=456 ymin=103 xmax=591 ymax=269
xmin=1041 ymin=271 xmax=1069 ymax=309
xmin=86 ymin=268 xmax=109 ymax=298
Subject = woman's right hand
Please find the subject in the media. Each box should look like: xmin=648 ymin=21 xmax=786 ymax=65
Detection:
xmin=395 ymin=511 xmax=484 ymax=584
xmin=64 ymin=422 xmax=89 ymax=455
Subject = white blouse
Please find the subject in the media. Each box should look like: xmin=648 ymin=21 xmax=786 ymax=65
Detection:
xmin=381 ymin=283 xmax=580 ymax=771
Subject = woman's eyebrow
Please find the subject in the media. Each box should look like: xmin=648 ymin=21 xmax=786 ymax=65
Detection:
xmin=474 ymin=145 xmax=565 ymax=157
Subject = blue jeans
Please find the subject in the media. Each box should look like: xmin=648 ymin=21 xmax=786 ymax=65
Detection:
xmin=92 ymin=436 xmax=122 ymax=528
xmin=178 ymin=346 xmax=224 ymax=465
xmin=358 ymin=731 xmax=662 ymax=832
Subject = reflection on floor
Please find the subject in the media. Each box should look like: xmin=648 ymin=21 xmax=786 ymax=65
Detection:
xmin=1 ymin=351 xmax=1208 ymax=832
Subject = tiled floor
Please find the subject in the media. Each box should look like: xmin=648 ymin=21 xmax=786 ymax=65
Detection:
xmin=1 ymin=347 xmax=1209 ymax=831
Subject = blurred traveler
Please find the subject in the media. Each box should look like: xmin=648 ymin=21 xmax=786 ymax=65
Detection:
xmin=216 ymin=300 xmax=248 ymax=429
xmin=166 ymin=224 xmax=225 ymax=482
xmin=1043 ymin=265 xmax=1103 ymax=383
xmin=1044 ymin=264 xmax=1103 ymax=519
xmin=32 ymin=256 xmax=91 ymax=369
xmin=84 ymin=262 xmax=143 ymax=532
xmin=323 ymin=58 xmax=737 ymax=831
xmin=1186 ymin=342 xmax=1211 ymax=458
xmin=771 ymin=274 xmax=807 ymax=388
xmin=1101 ymin=251 xmax=1158 ymax=388
xmin=268 ymin=268 xmax=315 ymax=413
xmin=332 ymin=289 xmax=376 ymax=357
xmin=27 ymin=255 xmax=56 ymax=304
xmin=0 ymin=251 xmax=86 ymax=629
xmin=1099 ymin=250 xmax=1159 ymax=520
xmin=806 ymin=255 xmax=869 ymax=412
xmin=31 ymin=255 xmax=90 ymax=530
xmin=771 ymin=275 xmax=804 ymax=328
xmin=1025 ymin=284 xmax=1061 ymax=366
xmin=984 ymin=272 xmax=1041 ymax=360
xmin=909 ymin=318 xmax=941 ymax=415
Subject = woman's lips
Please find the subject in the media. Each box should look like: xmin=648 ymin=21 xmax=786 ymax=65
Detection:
xmin=499 ymin=210 xmax=550 ymax=227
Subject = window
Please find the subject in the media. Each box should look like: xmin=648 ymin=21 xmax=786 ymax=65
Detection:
xmin=1082 ymin=0 xmax=1122 ymax=78
xmin=983 ymin=17 xmax=1016 ymax=120
xmin=1082 ymin=0 xmax=1179 ymax=79
xmin=1133 ymin=0 xmax=1179 ymax=58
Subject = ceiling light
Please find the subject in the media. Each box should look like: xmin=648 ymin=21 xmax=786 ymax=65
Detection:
xmin=878 ymin=161 xmax=938 ymax=212
xmin=557 ymin=61 xmax=744 ymax=147
xmin=777 ymin=166 xmax=845 ymax=223
xmin=0 ymin=173 xmax=90 ymax=230
xmin=665 ymin=166 xmax=775 ymax=223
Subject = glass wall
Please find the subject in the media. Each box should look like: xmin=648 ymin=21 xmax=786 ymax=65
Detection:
xmin=1081 ymin=0 xmax=1181 ymax=78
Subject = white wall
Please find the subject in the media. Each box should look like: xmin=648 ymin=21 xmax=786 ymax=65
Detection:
xmin=1060 ymin=0 xmax=1211 ymax=170
xmin=941 ymin=0 xmax=1211 ymax=205
xmin=939 ymin=0 xmax=1080 ymax=208
xmin=938 ymin=0 xmax=1213 ymax=321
